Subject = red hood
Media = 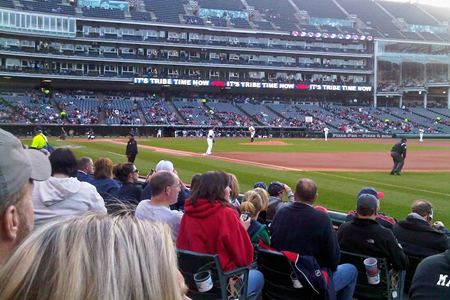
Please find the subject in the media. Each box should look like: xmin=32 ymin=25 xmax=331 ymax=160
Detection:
xmin=184 ymin=198 xmax=227 ymax=219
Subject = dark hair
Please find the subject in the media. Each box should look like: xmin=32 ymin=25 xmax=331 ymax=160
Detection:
xmin=189 ymin=171 xmax=230 ymax=207
xmin=412 ymin=200 xmax=433 ymax=217
xmin=150 ymin=171 xmax=177 ymax=197
xmin=49 ymin=148 xmax=77 ymax=177
xmin=189 ymin=173 xmax=202 ymax=194
xmin=295 ymin=178 xmax=317 ymax=203
xmin=113 ymin=163 xmax=135 ymax=183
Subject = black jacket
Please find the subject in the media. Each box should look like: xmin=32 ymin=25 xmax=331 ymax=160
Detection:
xmin=126 ymin=138 xmax=138 ymax=155
xmin=392 ymin=215 xmax=450 ymax=257
xmin=391 ymin=141 xmax=407 ymax=157
xmin=337 ymin=217 xmax=408 ymax=270
xmin=410 ymin=249 xmax=450 ymax=299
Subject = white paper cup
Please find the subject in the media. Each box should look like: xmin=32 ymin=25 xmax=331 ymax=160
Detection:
xmin=194 ymin=270 xmax=213 ymax=292
xmin=290 ymin=272 xmax=303 ymax=289
xmin=363 ymin=258 xmax=380 ymax=285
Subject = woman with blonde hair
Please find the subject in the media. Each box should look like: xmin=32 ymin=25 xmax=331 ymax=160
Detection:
xmin=92 ymin=157 xmax=120 ymax=199
xmin=253 ymin=187 xmax=269 ymax=224
xmin=228 ymin=173 xmax=241 ymax=210
xmin=240 ymin=190 xmax=271 ymax=246
xmin=0 ymin=214 xmax=190 ymax=300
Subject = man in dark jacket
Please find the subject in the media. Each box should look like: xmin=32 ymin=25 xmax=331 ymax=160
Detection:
xmin=390 ymin=138 xmax=407 ymax=175
xmin=271 ymin=178 xmax=357 ymax=300
xmin=126 ymin=132 xmax=138 ymax=163
xmin=338 ymin=193 xmax=409 ymax=300
xmin=338 ymin=194 xmax=409 ymax=270
xmin=393 ymin=200 xmax=450 ymax=257
xmin=410 ymin=249 xmax=450 ymax=299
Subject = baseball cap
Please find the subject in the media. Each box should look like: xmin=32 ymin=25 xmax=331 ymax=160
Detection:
xmin=128 ymin=132 xmax=134 ymax=137
xmin=357 ymin=194 xmax=378 ymax=210
xmin=268 ymin=181 xmax=284 ymax=195
xmin=358 ymin=187 xmax=384 ymax=199
xmin=35 ymin=126 xmax=43 ymax=132
xmin=401 ymin=138 xmax=407 ymax=142
xmin=155 ymin=160 xmax=174 ymax=172
xmin=0 ymin=129 xmax=51 ymax=199
xmin=254 ymin=182 xmax=267 ymax=190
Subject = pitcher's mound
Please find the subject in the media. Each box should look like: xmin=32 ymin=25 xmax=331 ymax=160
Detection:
xmin=239 ymin=141 xmax=290 ymax=146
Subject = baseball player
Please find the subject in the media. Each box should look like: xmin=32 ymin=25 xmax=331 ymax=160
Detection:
xmin=323 ymin=127 xmax=329 ymax=141
xmin=419 ymin=128 xmax=424 ymax=142
xmin=204 ymin=126 xmax=215 ymax=155
xmin=390 ymin=138 xmax=407 ymax=175
xmin=157 ymin=129 xmax=162 ymax=138
xmin=249 ymin=125 xmax=255 ymax=142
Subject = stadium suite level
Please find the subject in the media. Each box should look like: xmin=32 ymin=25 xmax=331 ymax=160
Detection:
xmin=1 ymin=0 xmax=450 ymax=109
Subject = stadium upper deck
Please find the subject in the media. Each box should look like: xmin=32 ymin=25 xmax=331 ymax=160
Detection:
xmin=0 ymin=0 xmax=450 ymax=109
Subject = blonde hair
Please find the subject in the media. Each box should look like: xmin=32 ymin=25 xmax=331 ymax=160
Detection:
xmin=253 ymin=187 xmax=269 ymax=211
xmin=0 ymin=214 xmax=185 ymax=300
xmin=228 ymin=173 xmax=240 ymax=201
xmin=240 ymin=190 xmax=262 ymax=218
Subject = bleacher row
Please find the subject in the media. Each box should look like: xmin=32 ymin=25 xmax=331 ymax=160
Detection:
xmin=1 ymin=92 xmax=449 ymax=133
xmin=3 ymin=0 xmax=450 ymax=42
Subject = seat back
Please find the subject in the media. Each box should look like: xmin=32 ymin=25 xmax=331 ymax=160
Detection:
xmin=257 ymin=246 xmax=320 ymax=300
xmin=340 ymin=251 xmax=403 ymax=300
xmin=176 ymin=248 xmax=249 ymax=300
xmin=404 ymin=255 xmax=423 ymax=294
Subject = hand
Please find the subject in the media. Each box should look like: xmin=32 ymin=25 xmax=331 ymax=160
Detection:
xmin=145 ymin=172 xmax=153 ymax=184
xmin=433 ymin=221 xmax=444 ymax=229
xmin=284 ymin=184 xmax=292 ymax=192
xmin=240 ymin=215 xmax=251 ymax=230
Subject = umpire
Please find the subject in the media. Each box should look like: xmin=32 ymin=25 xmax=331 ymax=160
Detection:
xmin=390 ymin=138 xmax=407 ymax=175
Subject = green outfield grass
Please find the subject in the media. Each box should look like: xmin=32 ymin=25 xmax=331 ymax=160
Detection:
xmin=23 ymin=137 xmax=450 ymax=225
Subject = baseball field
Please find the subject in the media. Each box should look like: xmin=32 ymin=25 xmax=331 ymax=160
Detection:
xmin=22 ymin=136 xmax=450 ymax=225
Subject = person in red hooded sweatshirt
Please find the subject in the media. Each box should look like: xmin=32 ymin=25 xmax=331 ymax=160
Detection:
xmin=176 ymin=170 xmax=264 ymax=299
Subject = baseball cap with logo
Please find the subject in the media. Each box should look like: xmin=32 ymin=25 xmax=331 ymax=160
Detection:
xmin=0 ymin=129 xmax=51 ymax=199
xmin=254 ymin=182 xmax=267 ymax=190
xmin=357 ymin=187 xmax=384 ymax=199
xmin=155 ymin=160 xmax=174 ymax=172
xmin=268 ymin=181 xmax=284 ymax=195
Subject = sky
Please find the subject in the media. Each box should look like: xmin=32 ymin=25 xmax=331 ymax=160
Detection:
xmin=383 ymin=0 xmax=450 ymax=7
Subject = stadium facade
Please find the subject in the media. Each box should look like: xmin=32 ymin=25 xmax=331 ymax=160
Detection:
xmin=0 ymin=0 xmax=450 ymax=137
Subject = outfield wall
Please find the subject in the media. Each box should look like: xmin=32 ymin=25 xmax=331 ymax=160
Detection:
xmin=2 ymin=124 xmax=450 ymax=139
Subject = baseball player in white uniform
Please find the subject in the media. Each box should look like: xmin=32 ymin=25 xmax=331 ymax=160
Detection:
xmin=205 ymin=127 xmax=215 ymax=155
xmin=249 ymin=125 xmax=255 ymax=142
xmin=323 ymin=127 xmax=329 ymax=141
xmin=157 ymin=129 xmax=162 ymax=138
xmin=419 ymin=128 xmax=424 ymax=142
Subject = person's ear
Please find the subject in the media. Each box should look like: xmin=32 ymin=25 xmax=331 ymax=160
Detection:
xmin=0 ymin=206 xmax=19 ymax=241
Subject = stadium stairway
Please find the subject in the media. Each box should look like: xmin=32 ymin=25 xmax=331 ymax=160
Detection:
xmin=168 ymin=100 xmax=187 ymax=124
xmin=97 ymin=94 xmax=106 ymax=124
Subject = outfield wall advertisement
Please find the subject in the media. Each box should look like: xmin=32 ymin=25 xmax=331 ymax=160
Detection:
xmin=333 ymin=133 xmax=392 ymax=138
xmin=133 ymin=78 xmax=373 ymax=92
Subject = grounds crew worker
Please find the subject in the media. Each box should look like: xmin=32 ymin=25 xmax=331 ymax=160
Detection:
xmin=30 ymin=126 xmax=48 ymax=149
xmin=390 ymin=138 xmax=407 ymax=175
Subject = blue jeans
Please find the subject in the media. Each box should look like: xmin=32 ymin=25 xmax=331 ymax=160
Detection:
xmin=247 ymin=269 xmax=264 ymax=300
xmin=333 ymin=263 xmax=358 ymax=300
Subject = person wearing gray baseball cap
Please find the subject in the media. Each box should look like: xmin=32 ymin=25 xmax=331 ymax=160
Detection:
xmin=0 ymin=128 xmax=51 ymax=265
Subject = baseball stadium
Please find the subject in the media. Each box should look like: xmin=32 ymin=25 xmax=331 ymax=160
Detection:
xmin=1 ymin=0 xmax=450 ymax=298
